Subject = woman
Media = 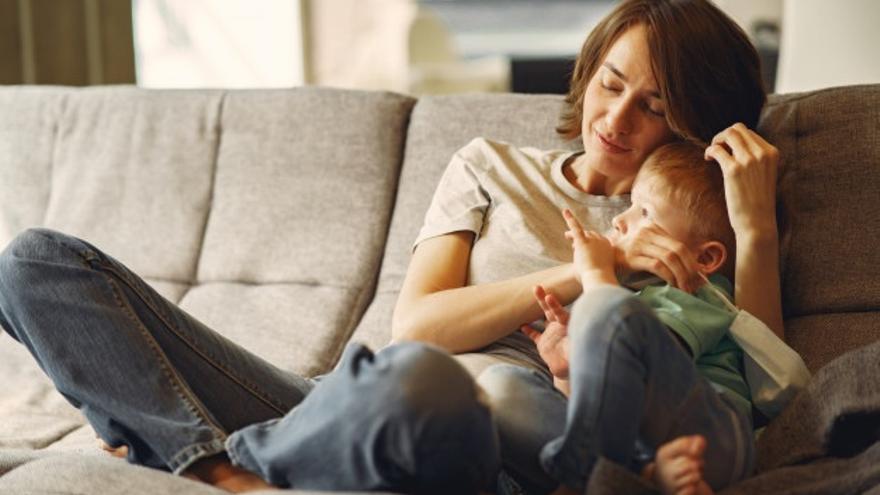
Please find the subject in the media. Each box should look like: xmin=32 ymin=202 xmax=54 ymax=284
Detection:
xmin=0 ymin=1 xmax=780 ymax=494
xmin=393 ymin=0 xmax=780 ymax=493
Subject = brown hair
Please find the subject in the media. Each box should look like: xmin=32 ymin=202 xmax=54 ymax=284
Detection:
xmin=557 ymin=0 xmax=766 ymax=143
xmin=638 ymin=141 xmax=736 ymax=276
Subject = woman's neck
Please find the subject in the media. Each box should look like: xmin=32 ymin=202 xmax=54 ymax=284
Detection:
xmin=564 ymin=154 xmax=634 ymax=196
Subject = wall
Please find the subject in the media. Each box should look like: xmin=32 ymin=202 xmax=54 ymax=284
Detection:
xmin=776 ymin=0 xmax=880 ymax=92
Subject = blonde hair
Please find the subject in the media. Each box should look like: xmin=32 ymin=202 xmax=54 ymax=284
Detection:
xmin=638 ymin=142 xmax=736 ymax=275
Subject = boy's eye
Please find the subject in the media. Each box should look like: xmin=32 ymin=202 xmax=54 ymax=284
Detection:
xmin=640 ymin=208 xmax=649 ymax=218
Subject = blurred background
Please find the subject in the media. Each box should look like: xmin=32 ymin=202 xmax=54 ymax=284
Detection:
xmin=1 ymin=0 xmax=878 ymax=95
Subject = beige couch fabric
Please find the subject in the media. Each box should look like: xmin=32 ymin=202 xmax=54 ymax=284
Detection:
xmin=0 ymin=85 xmax=878 ymax=494
xmin=760 ymin=86 xmax=880 ymax=371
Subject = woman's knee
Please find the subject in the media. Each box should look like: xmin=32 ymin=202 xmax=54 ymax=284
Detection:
xmin=0 ymin=228 xmax=83 ymax=285
xmin=373 ymin=343 xmax=501 ymax=491
xmin=380 ymin=342 xmax=485 ymax=417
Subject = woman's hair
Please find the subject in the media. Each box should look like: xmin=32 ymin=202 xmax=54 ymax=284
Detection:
xmin=557 ymin=0 xmax=766 ymax=143
xmin=638 ymin=141 xmax=736 ymax=276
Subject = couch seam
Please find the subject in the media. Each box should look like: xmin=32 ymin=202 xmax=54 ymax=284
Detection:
xmin=186 ymin=91 xmax=226 ymax=303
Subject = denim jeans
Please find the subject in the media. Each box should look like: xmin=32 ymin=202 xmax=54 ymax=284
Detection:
xmin=0 ymin=228 xmax=500 ymax=493
xmin=479 ymin=286 xmax=755 ymax=494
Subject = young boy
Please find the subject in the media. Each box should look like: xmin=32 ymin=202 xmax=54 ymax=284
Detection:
xmin=522 ymin=141 xmax=752 ymax=495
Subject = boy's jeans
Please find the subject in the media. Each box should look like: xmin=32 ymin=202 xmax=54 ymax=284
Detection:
xmin=479 ymin=286 xmax=755 ymax=494
xmin=0 ymin=229 xmax=500 ymax=493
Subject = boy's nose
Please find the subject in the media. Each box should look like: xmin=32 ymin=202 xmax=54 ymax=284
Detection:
xmin=612 ymin=214 xmax=626 ymax=235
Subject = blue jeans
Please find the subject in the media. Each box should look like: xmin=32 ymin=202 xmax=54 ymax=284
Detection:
xmin=0 ymin=228 xmax=500 ymax=493
xmin=479 ymin=286 xmax=755 ymax=494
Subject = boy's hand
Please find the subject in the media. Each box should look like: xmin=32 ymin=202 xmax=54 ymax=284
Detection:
xmin=616 ymin=223 xmax=701 ymax=293
xmin=562 ymin=209 xmax=618 ymax=287
xmin=521 ymin=285 xmax=570 ymax=379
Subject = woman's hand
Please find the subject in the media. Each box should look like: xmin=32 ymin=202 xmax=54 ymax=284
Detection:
xmin=562 ymin=209 xmax=617 ymax=287
xmin=521 ymin=285 xmax=570 ymax=379
xmin=705 ymin=122 xmax=780 ymax=239
xmin=617 ymin=224 xmax=701 ymax=293
xmin=705 ymin=122 xmax=785 ymax=338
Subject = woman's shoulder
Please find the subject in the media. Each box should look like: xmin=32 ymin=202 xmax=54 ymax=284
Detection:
xmin=455 ymin=137 xmax=574 ymax=173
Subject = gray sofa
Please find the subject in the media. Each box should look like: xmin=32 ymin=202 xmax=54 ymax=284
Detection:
xmin=0 ymin=85 xmax=878 ymax=494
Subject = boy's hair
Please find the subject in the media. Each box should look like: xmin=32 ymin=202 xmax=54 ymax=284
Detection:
xmin=557 ymin=0 xmax=766 ymax=143
xmin=638 ymin=141 xmax=736 ymax=276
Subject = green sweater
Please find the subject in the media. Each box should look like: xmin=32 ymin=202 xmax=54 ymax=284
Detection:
xmin=635 ymin=274 xmax=751 ymax=420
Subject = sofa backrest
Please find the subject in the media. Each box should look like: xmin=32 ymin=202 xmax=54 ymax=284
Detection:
xmin=759 ymin=85 xmax=880 ymax=371
xmin=0 ymin=86 xmax=415 ymax=376
xmin=1 ymin=84 xmax=878 ymax=378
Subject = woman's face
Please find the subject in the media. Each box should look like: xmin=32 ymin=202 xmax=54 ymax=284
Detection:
xmin=580 ymin=24 xmax=677 ymax=181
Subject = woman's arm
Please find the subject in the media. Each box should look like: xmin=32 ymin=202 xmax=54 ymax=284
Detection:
xmin=706 ymin=123 xmax=785 ymax=339
xmin=391 ymin=231 xmax=582 ymax=353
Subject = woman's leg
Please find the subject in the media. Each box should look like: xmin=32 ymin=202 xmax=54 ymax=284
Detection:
xmin=540 ymin=286 xmax=754 ymax=493
xmin=226 ymin=341 xmax=502 ymax=494
xmin=0 ymin=228 xmax=312 ymax=475
xmin=0 ymin=228 xmax=501 ymax=493
xmin=477 ymin=364 xmax=566 ymax=495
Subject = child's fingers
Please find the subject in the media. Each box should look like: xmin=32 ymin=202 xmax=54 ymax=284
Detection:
xmin=532 ymin=285 xmax=555 ymax=321
xmin=562 ymin=208 xmax=583 ymax=229
xmin=521 ymin=325 xmax=541 ymax=343
xmin=544 ymin=293 xmax=570 ymax=326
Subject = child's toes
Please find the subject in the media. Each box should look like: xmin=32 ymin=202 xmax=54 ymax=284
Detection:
xmin=657 ymin=436 xmax=698 ymax=462
xmin=688 ymin=435 xmax=707 ymax=457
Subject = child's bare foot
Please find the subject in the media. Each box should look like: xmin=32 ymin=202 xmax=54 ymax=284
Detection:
xmin=182 ymin=454 xmax=279 ymax=493
xmin=641 ymin=435 xmax=713 ymax=495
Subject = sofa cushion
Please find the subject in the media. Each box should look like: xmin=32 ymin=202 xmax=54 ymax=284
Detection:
xmin=43 ymin=86 xmax=223 ymax=283
xmin=189 ymin=88 xmax=415 ymax=375
xmin=0 ymin=449 xmax=402 ymax=494
xmin=759 ymin=86 xmax=880 ymax=368
xmin=0 ymin=331 xmax=85 ymax=450
xmin=783 ymin=312 xmax=880 ymax=372
xmin=0 ymin=87 xmax=62 ymax=251
xmin=0 ymin=454 xmax=228 ymax=495
xmin=351 ymin=93 xmax=579 ymax=350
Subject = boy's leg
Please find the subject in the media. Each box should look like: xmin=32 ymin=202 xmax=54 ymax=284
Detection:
xmin=0 ymin=228 xmax=313 ymax=475
xmin=226 ymin=341 xmax=502 ymax=494
xmin=540 ymin=286 xmax=754 ymax=493
xmin=477 ymin=364 xmax=566 ymax=495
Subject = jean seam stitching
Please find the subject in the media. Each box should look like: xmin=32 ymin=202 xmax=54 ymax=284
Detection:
xmin=99 ymin=262 xmax=291 ymax=416
xmin=103 ymin=271 xmax=228 ymax=441
xmin=168 ymin=438 xmax=227 ymax=475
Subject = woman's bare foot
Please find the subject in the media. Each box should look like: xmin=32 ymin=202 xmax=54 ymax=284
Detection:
xmin=642 ymin=435 xmax=713 ymax=495
xmin=97 ymin=437 xmax=129 ymax=459
xmin=97 ymin=435 xmax=276 ymax=492
xmin=183 ymin=453 xmax=279 ymax=493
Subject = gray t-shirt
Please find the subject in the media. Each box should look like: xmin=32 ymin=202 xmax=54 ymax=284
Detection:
xmin=413 ymin=137 xmax=632 ymax=375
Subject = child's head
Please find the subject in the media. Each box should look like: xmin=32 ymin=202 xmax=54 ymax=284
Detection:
xmin=610 ymin=141 xmax=735 ymax=279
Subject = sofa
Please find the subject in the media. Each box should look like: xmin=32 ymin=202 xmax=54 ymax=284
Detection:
xmin=0 ymin=84 xmax=878 ymax=494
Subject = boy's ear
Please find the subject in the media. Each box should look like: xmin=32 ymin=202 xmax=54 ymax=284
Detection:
xmin=694 ymin=240 xmax=727 ymax=276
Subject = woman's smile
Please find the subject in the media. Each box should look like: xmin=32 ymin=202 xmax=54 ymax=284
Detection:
xmin=595 ymin=129 xmax=632 ymax=154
